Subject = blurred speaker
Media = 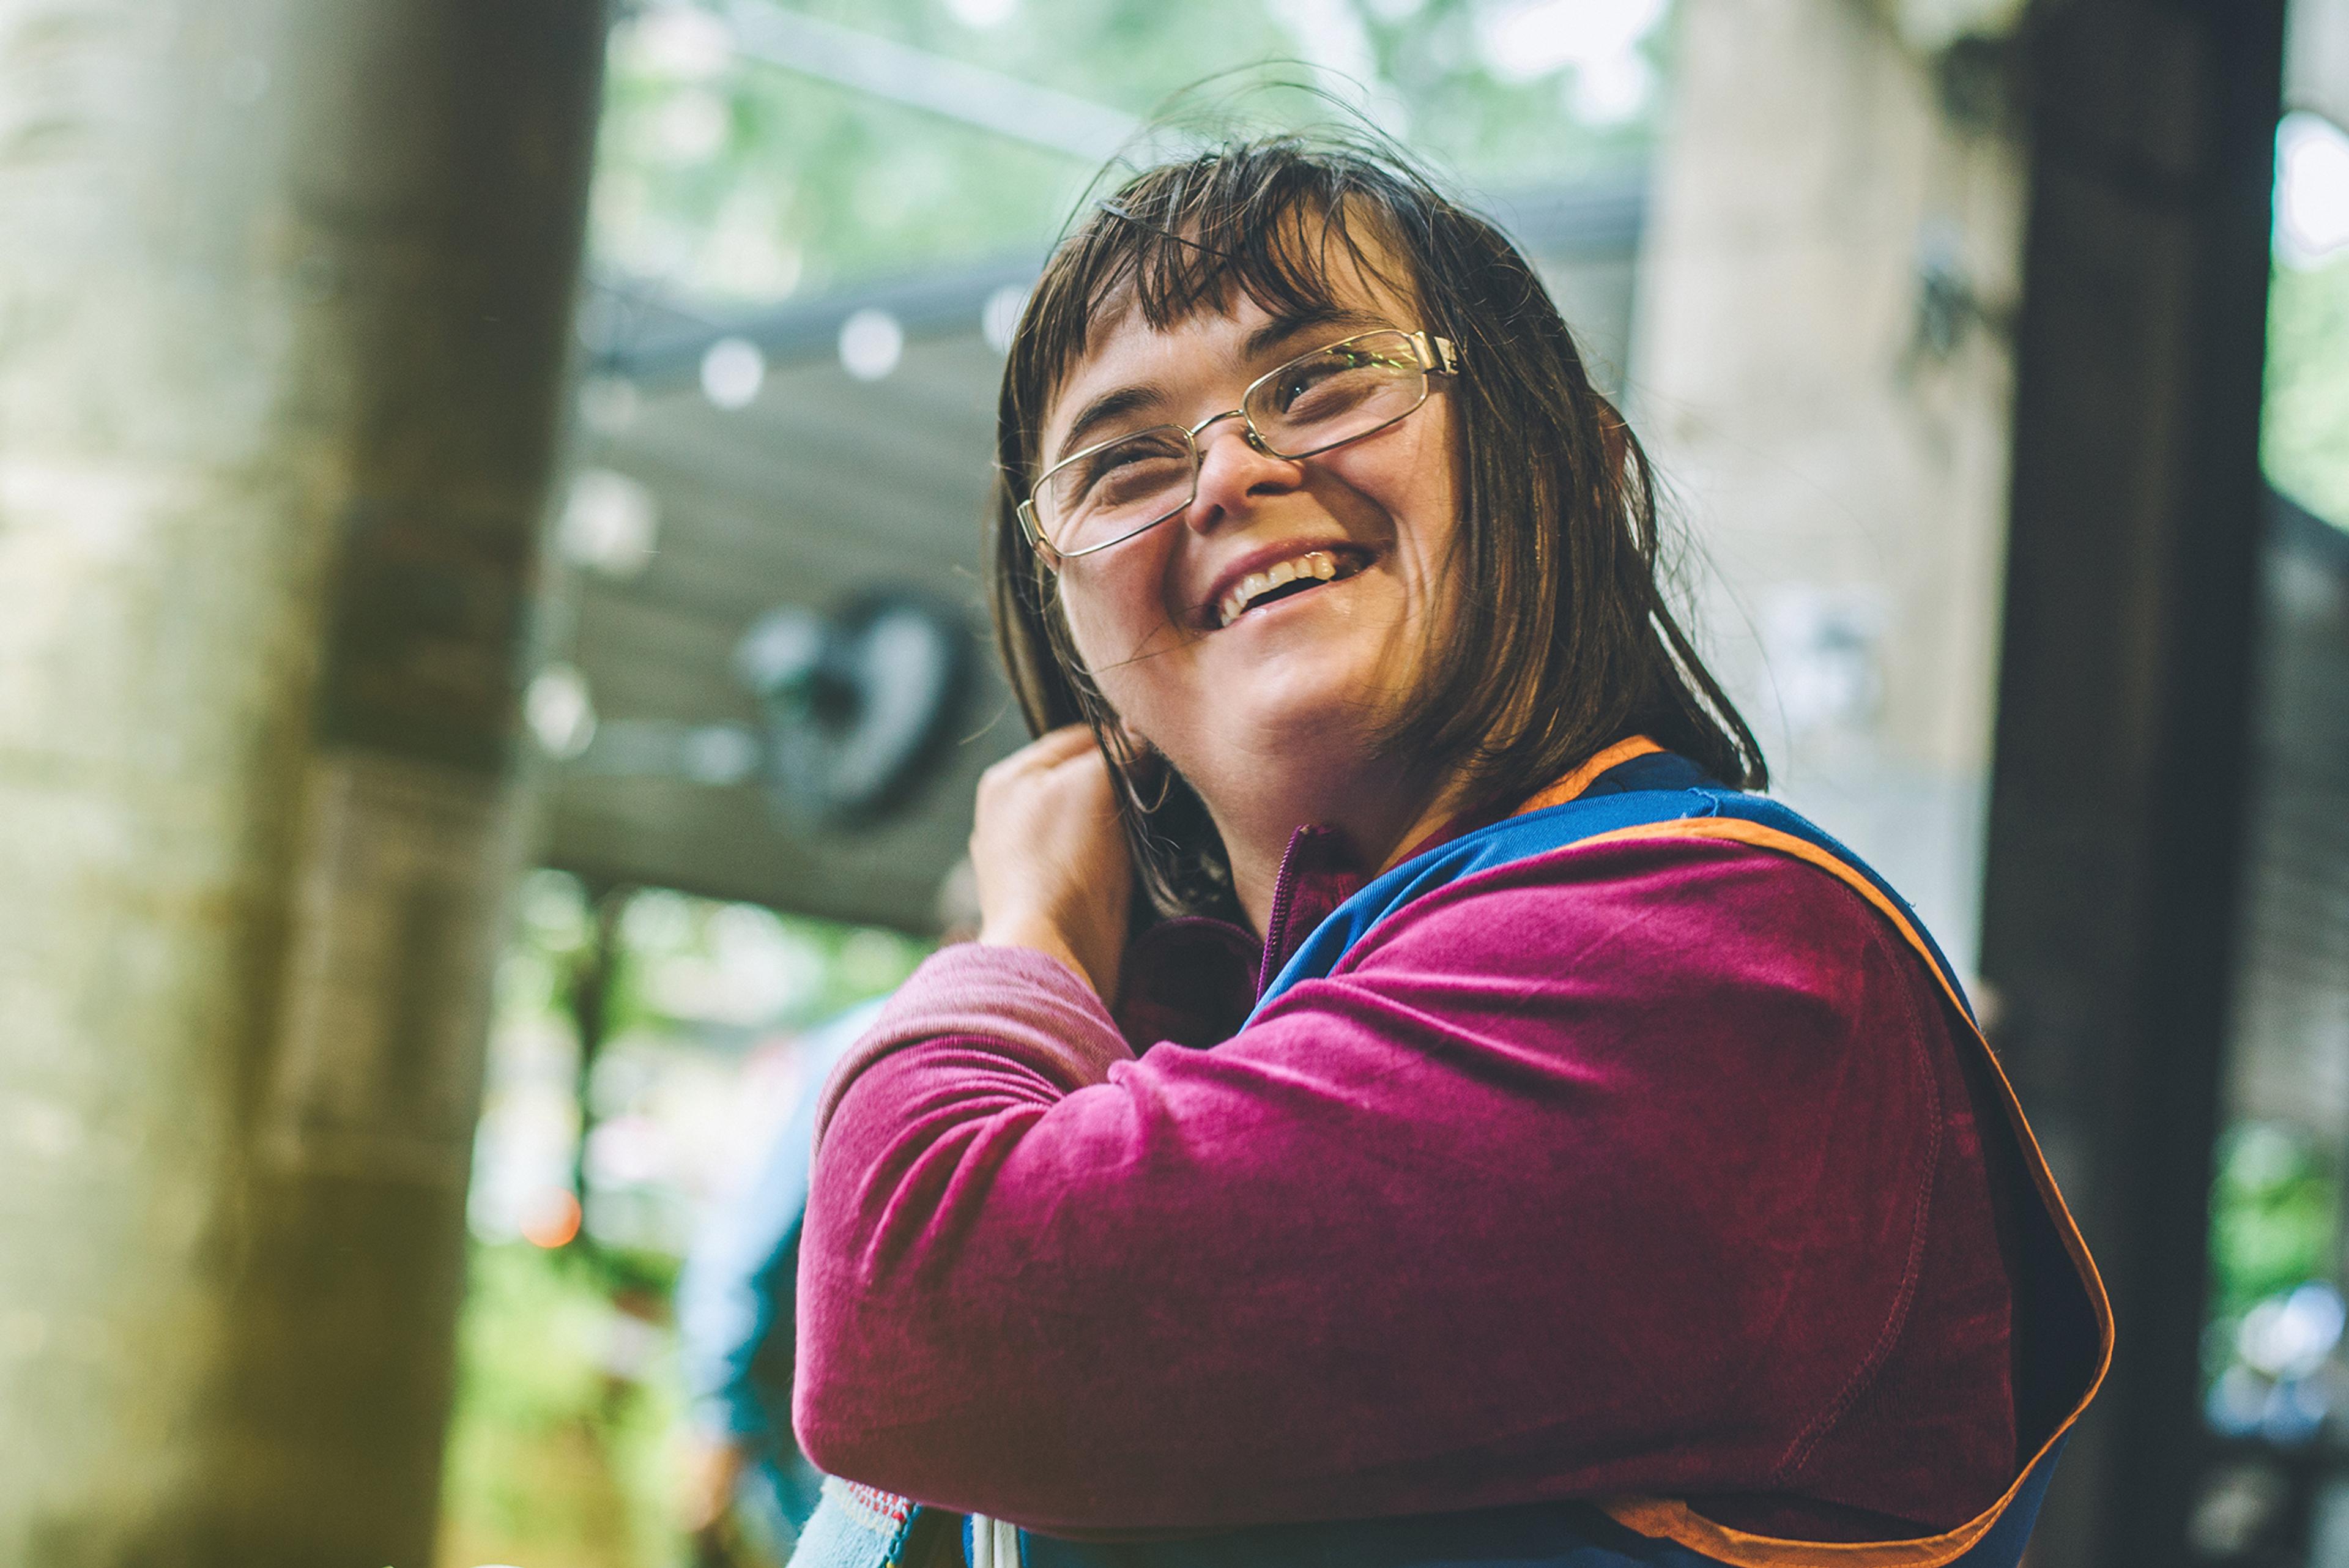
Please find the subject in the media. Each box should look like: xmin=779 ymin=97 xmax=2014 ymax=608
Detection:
xmin=734 ymin=592 xmax=972 ymax=827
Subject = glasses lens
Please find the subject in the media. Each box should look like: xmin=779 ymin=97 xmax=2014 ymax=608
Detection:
xmin=1247 ymin=332 xmax=1425 ymax=456
xmin=1039 ymin=426 xmax=1195 ymax=555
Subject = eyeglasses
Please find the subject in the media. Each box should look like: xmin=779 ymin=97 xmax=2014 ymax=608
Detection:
xmin=1017 ymin=327 xmax=1461 ymax=563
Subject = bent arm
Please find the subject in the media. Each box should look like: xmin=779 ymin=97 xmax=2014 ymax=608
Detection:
xmin=794 ymin=841 xmax=1943 ymax=1533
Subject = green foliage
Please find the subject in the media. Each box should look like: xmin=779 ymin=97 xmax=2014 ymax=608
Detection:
xmin=497 ymin=869 xmax=929 ymax=1050
xmin=494 ymin=869 xmax=597 ymax=1043
xmin=2265 ymin=252 xmax=2349 ymax=529
xmin=439 ymin=1243 xmax=686 ymax=1568
xmin=608 ymin=887 xmax=930 ymax=1042
xmin=453 ymin=871 xmax=932 ymax=1564
xmin=596 ymin=0 xmax=1670 ymax=305
xmin=2209 ymin=1122 xmax=2340 ymax=1327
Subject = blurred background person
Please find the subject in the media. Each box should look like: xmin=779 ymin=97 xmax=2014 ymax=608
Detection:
xmin=675 ymin=994 xmax=885 ymax=1567
xmin=675 ymin=864 xmax=981 ymax=1566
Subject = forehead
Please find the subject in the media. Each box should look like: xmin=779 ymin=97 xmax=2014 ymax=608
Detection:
xmin=1039 ymin=236 xmax=1422 ymax=451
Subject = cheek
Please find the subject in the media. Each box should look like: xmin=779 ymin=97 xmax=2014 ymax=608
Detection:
xmin=1055 ymin=562 xmax=1184 ymax=701
xmin=1058 ymin=577 xmax=1138 ymax=671
xmin=1405 ymin=423 xmax=1468 ymax=582
xmin=1338 ymin=431 xmax=1460 ymax=589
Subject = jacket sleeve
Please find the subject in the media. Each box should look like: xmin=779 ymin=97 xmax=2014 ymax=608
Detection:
xmin=792 ymin=839 xmax=1956 ymax=1534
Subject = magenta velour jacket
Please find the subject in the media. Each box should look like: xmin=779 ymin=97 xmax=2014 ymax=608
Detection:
xmin=793 ymin=808 xmax=2027 ymax=1543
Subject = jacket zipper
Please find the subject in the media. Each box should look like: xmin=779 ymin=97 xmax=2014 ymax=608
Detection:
xmin=1255 ymin=827 xmax=1314 ymax=999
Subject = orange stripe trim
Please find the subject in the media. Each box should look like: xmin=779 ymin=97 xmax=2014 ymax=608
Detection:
xmin=1548 ymin=817 xmax=2116 ymax=1568
xmin=1513 ymin=736 xmax=1666 ymax=816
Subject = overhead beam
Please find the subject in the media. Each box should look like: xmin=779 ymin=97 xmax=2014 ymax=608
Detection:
xmin=719 ymin=0 xmax=1143 ymax=162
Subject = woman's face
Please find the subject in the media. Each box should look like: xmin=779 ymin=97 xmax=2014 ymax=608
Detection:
xmin=1037 ymin=263 xmax=1464 ymax=809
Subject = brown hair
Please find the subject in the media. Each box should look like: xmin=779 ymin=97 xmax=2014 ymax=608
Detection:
xmin=991 ymin=133 xmax=1764 ymax=920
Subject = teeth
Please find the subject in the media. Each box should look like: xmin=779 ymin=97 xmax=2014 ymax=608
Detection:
xmin=1217 ymin=549 xmax=1345 ymax=628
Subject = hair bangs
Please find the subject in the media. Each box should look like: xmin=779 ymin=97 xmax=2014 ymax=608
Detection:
xmin=1013 ymin=146 xmax=1420 ymax=468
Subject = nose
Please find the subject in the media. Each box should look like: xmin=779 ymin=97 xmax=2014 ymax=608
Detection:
xmin=1184 ymin=411 xmax=1303 ymax=535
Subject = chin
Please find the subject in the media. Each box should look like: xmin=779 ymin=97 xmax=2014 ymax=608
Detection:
xmin=1188 ymin=663 xmax=1403 ymax=773
xmin=1104 ymin=611 xmax=1422 ymax=792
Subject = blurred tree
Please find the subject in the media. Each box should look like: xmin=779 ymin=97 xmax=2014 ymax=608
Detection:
xmin=0 ymin=3 xmax=601 ymax=1565
xmin=2208 ymin=1123 xmax=2340 ymax=1328
xmin=593 ymin=0 xmax=1672 ymax=306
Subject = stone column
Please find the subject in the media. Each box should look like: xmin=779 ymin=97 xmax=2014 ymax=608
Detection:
xmin=1629 ymin=0 xmax=2028 ymax=973
xmin=0 ymin=4 xmax=603 ymax=1564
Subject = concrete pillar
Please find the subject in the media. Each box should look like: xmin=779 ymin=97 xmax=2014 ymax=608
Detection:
xmin=1629 ymin=0 xmax=2027 ymax=972
xmin=0 ymin=4 xmax=603 ymax=1565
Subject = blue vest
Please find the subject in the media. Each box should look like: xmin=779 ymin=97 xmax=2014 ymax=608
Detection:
xmin=790 ymin=751 xmax=2112 ymax=1568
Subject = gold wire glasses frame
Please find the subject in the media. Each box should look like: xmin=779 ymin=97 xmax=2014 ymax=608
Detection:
xmin=1017 ymin=327 xmax=1462 ymax=563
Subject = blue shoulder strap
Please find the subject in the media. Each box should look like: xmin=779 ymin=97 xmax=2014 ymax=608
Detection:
xmin=1251 ymin=751 xmax=1976 ymax=1031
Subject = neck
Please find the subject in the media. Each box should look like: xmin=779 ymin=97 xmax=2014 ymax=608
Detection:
xmin=1209 ymin=755 xmax=1470 ymax=937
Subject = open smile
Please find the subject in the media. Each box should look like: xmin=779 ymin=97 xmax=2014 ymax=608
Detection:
xmin=1210 ymin=546 xmax=1374 ymax=630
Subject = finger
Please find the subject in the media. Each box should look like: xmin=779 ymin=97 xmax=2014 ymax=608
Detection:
xmin=987 ymin=726 xmax=1091 ymax=782
xmin=984 ymin=732 xmax=1080 ymax=790
xmin=1059 ymin=752 xmax=1119 ymax=797
xmin=1009 ymin=730 xmax=1106 ymax=786
xmin=1029 ymin=723 xmax=1099 ymax=760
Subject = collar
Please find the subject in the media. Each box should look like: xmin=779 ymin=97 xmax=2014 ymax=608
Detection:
xmin=1113 ymin=736 xmax=1662 ymax=1049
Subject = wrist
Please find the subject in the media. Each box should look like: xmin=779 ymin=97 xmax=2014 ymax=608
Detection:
xmin=978 ymin=917 xmax=1098 ymax=995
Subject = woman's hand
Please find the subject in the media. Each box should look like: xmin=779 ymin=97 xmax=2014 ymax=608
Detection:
xmin=971 ymin=724 xmax=1134 ymax=1001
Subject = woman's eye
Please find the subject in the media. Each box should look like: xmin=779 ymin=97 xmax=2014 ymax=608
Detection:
xmin=1074 ymin=442 xmax=1140 ymax=486
xmin=1274 ymin=363 xmax=1337 ymax=412
xmin=1271 ymin=353 xmax=1389 ymax=421
xmin=1069 ymin=440 xmax=1186 ymax=510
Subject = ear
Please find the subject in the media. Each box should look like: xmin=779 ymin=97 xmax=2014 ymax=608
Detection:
xmin=1107 ymin=715 xmax=1153 ymax=759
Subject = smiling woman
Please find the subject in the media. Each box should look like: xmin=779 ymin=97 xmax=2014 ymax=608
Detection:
xmin=992 ymin=142 xmax=1760 ymax=923
xmin=788 ymin=136 xmax=2110 ymax=1568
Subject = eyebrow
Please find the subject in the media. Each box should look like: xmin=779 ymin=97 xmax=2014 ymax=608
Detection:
xmin=1242 ymin=307 xmax=1379 ymax=360
xmin=1045 ymin=308 xmax=1393 ymax=468
xmin=1050 ymin=385 xmax=1167 ymax=469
